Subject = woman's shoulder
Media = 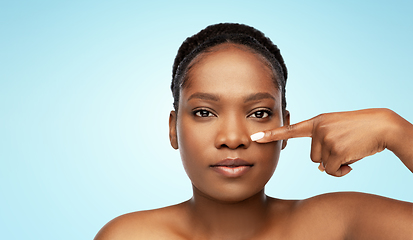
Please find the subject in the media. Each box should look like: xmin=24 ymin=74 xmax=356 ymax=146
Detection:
xmin=269 ymin=191 xmax=372 ymax=211
xmin=288 ymin=191 xmax=399 ymax=217
xmin=296 ymin=191 xmax=410 ymax=209
xmin=94 ymin=201 xmax=190 ymax=240
xmin=267 ymin=192 xmax=412 ymax=239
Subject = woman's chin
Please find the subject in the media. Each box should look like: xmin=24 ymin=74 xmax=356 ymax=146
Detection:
xmin=193 ymin=184 xmax=265 ymax=204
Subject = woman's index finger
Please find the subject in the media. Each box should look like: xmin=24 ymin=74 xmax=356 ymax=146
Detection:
xmin=252 ymin=119 xmax=314 ymax=143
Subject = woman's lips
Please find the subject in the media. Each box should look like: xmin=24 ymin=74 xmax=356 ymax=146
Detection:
xmin=210 ymin=158 xmax=253 ymax=177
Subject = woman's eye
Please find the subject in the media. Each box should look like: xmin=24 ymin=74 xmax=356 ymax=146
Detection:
xmin=194 ymin=109 xmax=215 ymax=117
xmin=249 ymin=110 xmax=271 ymax=119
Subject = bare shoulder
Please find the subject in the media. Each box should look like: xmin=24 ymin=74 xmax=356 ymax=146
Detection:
xmin=297 ymin=191 xmax=412 ymax=212
xmin=294 ymin=191 xmax=412 ymax=223
xmin=282 ymin=192 xmax=413 ymax=240
xmin=94 ymin=202 xmax=190 ymax=240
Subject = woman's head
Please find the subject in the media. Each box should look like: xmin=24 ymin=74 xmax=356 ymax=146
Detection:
xmin=171 ymin=23 xmax=288 ymax=113
xmin=169 ymin=23 xmax=290 ymax=202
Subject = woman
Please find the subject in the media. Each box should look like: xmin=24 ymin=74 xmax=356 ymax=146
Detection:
xmin=95 ymin=23 xmax=413 ymax=239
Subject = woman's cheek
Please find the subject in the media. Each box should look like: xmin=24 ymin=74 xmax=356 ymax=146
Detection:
xmin=256 ymin=140 xmax=282 ymax=172
xmin=177 ymin=119 xmax=214 ymax=175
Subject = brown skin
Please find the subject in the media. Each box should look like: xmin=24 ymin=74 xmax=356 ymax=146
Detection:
xmin=94 ymin=44 xmax=413 ymax=240
xmin=255 ymin=108 xmax=413 ymax=176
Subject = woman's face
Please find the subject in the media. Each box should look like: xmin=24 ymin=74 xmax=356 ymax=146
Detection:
xmin=169 ymin=44 xmax=289 ymax=202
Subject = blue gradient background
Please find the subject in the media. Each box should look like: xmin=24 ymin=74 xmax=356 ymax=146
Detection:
xmin=1 ymin=1 xmax=412 ymax=239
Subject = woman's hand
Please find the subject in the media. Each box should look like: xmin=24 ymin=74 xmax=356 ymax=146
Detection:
xmin=251 ymin=108 xmax=413 ymax=177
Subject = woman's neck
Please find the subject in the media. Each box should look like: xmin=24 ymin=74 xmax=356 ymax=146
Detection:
xmin=187 ymin=186 xmax=271 ymax=239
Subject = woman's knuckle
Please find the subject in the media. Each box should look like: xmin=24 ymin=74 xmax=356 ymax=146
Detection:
xmin=310 ymin=153 xmax=320 ymax=163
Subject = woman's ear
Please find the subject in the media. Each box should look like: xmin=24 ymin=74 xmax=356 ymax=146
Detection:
xmin=282 ymin=110 xmax=290 ymax=150
xmin=169 ymin=111 xmax=179 ymax=149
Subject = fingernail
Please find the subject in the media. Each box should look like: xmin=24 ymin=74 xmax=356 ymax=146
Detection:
xmin=251 ymin=132 xmax=265 ymax=141
xmin=318 ymin=164 xmax=325 ymax=172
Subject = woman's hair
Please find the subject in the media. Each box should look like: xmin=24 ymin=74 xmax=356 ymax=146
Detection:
xmin=171 ymin=23 xmax=288 ymax=112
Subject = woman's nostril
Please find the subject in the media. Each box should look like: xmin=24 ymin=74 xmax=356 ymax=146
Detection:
xmin=215 ymin=130 xmax=251 ymax=149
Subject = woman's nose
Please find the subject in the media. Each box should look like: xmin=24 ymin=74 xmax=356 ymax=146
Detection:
xmin=214 ymin=117 xmax=251 ymax=149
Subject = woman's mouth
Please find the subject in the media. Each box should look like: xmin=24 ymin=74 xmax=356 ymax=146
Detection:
xmin=210 ymin=158 xmax=253 ymax=177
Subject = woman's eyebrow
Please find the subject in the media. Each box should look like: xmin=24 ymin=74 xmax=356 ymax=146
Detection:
xmin=187 ymin=92 xmax=220 ymax=102
xmin=244 ymin=92 xmax=275 ymax=102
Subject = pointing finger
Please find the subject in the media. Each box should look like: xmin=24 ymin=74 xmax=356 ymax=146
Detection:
xmin=251 ymin=118 xmax=314 ymax=143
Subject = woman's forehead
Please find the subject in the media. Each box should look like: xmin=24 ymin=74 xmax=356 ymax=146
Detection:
xmin=183 ymin=45 xmax=279 ymax=97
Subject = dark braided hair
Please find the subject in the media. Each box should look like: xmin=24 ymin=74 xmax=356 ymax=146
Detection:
xmin=171 ymin=23 xmax=288 ymax=112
